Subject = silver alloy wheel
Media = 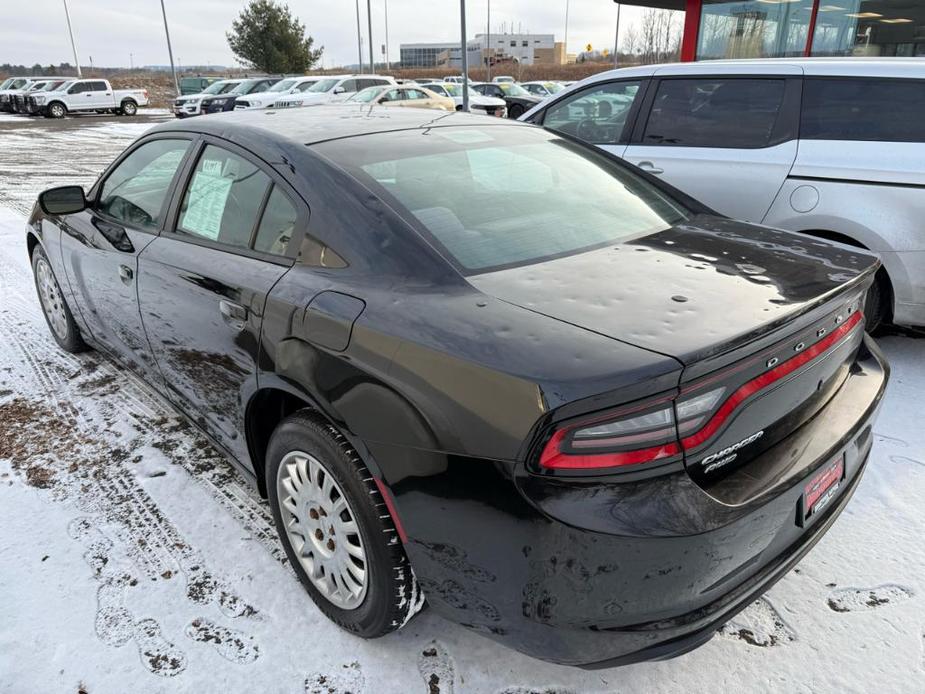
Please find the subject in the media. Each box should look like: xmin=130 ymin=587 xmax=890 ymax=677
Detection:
xmin=122 ymin=101 xmax=136 ymax=115
xmin=35 ymin=257 xmax=68 ymax=340
xmin=276 ymin=450 xmax=368 ymax=610
xmin=49 ymin=103 xmax=65 ymax=118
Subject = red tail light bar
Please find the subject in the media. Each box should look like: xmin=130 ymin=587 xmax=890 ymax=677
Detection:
xmin=539 ymin=310 xmax=864 ymax=471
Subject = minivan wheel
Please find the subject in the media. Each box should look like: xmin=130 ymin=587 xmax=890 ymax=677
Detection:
xmin=266 ymin=411 xmax=423 ymax=637
xmin=32 ymin=246 xmax=87 ymax=353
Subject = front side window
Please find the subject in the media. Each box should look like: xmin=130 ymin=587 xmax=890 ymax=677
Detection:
xmin=328 ymin=127 xmax=689 ymax=273
xmin=339 ymin=79 xmax=359 ymax=93
xmin=98 ymin=139 xmax=191 ymax=231
xmin=177 ymin=145 xmax=271 ymax=249
xmin=801 ymin=78 xmax=925 ymax=143
xmin=643 ymin=78 xmax=786 ymax=148
xmin=698 ymin=0 xmax=814 ymax=59
xmin=544 ymin=81 xmax=641 ymax=146
xmin=68 ymin=82 xmax=89 ymax=94
xmin=381 ymin=89 xmax=403 ymax=102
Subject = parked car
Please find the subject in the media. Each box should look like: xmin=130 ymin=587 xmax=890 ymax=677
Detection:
xmin=0 ymin=77 xmax=38 ymax=112
xmin=492 ymin=75 xmax=515 ymax=83
xmin=12 ymin=79 xmax=65 ymax=113
xmin=419 ymin=82 xmax=506 ymax=117
xmin=34 ymin=79 xmax=149 ymax=118
xmin=233 ymin=76 xmax=325 ymax=110
xmin=521 ymin=57 xmax=925 ymax=330
xmin=179 ymin=76 xmax=224 ymax=95
xmin=520 ymin=80 xmax=566 ymax=98
xmin=345 ymin=84 xmax=455 ymax=112
xmin=274 ymin=75 xmax=396 ymax=108
xmin=443 ymin=75 xmax=464 ymax=84
xmin=471 ymin=81 xmax=542 ymax=118
xmin=200 ymin=77 xmax=281 ymax=114
xmin=28 ymin=106 xmax=887 ymax=667
xmin=21 ymin=79 xmax=70 ymax=115
xmin=174 ymin=79 xmax=243 ymax=118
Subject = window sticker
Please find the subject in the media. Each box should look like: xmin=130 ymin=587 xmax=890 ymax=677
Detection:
xmin=180 ymin=160 xmax=232 ymax=240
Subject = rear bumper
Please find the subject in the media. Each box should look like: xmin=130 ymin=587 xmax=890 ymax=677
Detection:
xmin=384 ymin=335 xmax=889 ymax=666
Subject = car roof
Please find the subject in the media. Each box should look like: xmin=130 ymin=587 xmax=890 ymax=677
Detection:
xmin=150 ymin=104 xmax=524 ymax=146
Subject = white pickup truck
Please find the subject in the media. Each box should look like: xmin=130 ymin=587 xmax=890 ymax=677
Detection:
xmin=34 ymin=79 xmax=149 ymax=119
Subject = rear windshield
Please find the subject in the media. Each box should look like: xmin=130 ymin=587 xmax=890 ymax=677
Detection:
xmin=316 ymin=126 xmax=689 ymax=273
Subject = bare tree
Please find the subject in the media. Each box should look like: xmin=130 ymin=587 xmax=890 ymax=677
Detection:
xmin=637 ymin=9 xmax=682 ymax=64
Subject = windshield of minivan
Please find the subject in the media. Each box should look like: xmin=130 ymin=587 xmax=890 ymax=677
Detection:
xmin=323 ymin=127 xmax=689 ymax=273
xmin=308 ymin=78 xmax=339 ymax=93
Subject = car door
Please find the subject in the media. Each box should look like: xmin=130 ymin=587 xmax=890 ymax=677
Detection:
xmin=65 ymin=80 xmax=96 ymax=110
xmin=623 ymin=73 xmax=801 ymax=222
xmin=539 ymin=79 xmax=649 ymax=159
xmin=378 ymin=88 xmax=405 ymax=108
xmin=137 ymin=138 xmax=305 ymax=459
xmin=89 ymin=81 xmax=113 ymax=109
xmin=58 ymin=136 xmax=195 ymax=381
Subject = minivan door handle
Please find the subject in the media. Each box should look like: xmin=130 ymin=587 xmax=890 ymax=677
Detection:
xmin=637 ymin=161 xmax=664 ymax=175
xmin=219 ymin=299 xmax=248 ymax=329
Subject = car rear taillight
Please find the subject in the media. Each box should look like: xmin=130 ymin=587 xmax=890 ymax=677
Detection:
xmin=538 ymin=304 xmax=865 ymax=474
xmin=538 ymin=397 xmax=681 ymax=470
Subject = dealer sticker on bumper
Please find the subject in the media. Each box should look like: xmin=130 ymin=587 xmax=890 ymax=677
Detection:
xmin=802 ymin=454 xmax=846 ymax=524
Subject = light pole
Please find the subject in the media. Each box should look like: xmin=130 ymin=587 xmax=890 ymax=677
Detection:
xmin=355 ymin=0 xmax=364 ymax=71
xmin=384 ymin=0 xmax=390 ymax=71
xmin=564 ymin=0 xmax=570 ymax=63
xmin=159 ymin=0 xmax=179 ymax=96
xmin=62 ymin=0 xmax=82 ymax=77
xmin=460 ymin=0 xmax=469 ymax=111
xmin=613 ymin=2 xmax=621 ymax=68
xmin=367 ymin=0 xmax=374 ymax=71
xmin=486 ymin=0 xmax=491 ymax=82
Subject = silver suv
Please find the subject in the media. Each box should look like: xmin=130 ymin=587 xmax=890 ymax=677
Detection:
xmin=523 ymin=58 xmax=925 ymax=330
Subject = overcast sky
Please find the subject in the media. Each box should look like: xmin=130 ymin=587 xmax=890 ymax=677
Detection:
xmin=1 ymin=1 xmax=662 ymax=69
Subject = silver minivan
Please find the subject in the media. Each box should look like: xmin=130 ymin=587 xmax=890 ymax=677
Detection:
xmin=522 ymin=58 xmax=925 ymax=330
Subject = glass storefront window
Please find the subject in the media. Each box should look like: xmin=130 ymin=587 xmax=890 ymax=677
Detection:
xmin=811 ymin=1 xmax=925 ymax=57
xmin=697 ymin=0 xmax=815 ymax=60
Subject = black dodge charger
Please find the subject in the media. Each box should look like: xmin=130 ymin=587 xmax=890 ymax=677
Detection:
xmin=27 ymin=107 xmax=888 ymax=667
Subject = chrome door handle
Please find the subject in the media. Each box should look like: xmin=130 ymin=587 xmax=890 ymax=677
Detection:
xmin=637 ymin=161 xmax=664 ymax=175
xmin=118 ymin=264 xmax=134 ymax=283
xmin=219 ymin=300 xmax=248 ymax=329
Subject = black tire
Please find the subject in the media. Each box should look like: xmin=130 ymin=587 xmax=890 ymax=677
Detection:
xmin=31 ymin=246 xmax=88 ymax=353
xmin=865 ymin=270 xmax=891 ymax=333
xmin=120 ymin=100 xmax=137 ymax=116
xmin=47 ymin=102 xmax=67 ymax=119
xmin=508 ymin=103 xmax=524 ymax=119
xmin=266 ymin=411 xmax=423 ymax=637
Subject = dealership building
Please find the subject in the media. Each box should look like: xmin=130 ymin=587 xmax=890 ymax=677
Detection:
xmin=627 ymin=0 xmax=925 ymax=61
xmin=400 ymin=33 xmax=567 ymax=69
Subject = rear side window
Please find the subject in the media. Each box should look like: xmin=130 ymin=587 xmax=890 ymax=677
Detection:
xmin=178 ymin=145 xmax=271 ymax=249
xmin=90 ymin=81 xmax=108 ymax=92
xmin=801 ymin=78 xmax=925 ymax=143
xmin=253 ymin=186 xmax=297 ymax=255
xmin=98 ymin=139 xmax=190 ymax=231
xmin=643 ymin=78 xmax=786 ymax=148
xmin=543 ymin=81 xmax=642 ymax=146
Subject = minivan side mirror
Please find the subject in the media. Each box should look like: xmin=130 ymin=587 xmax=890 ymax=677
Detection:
xmin=39 ymin=186 xmax=87 ymax=215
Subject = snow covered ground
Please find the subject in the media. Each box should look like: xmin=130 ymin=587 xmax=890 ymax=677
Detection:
xmin=0 ymin=116 xmax=924 ymax=694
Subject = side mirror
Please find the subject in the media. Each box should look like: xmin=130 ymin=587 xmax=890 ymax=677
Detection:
xmin=333 ymin=86 xmax=346 ymax=95
xmin=39 ymin=186 xmax=87 ymax=215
